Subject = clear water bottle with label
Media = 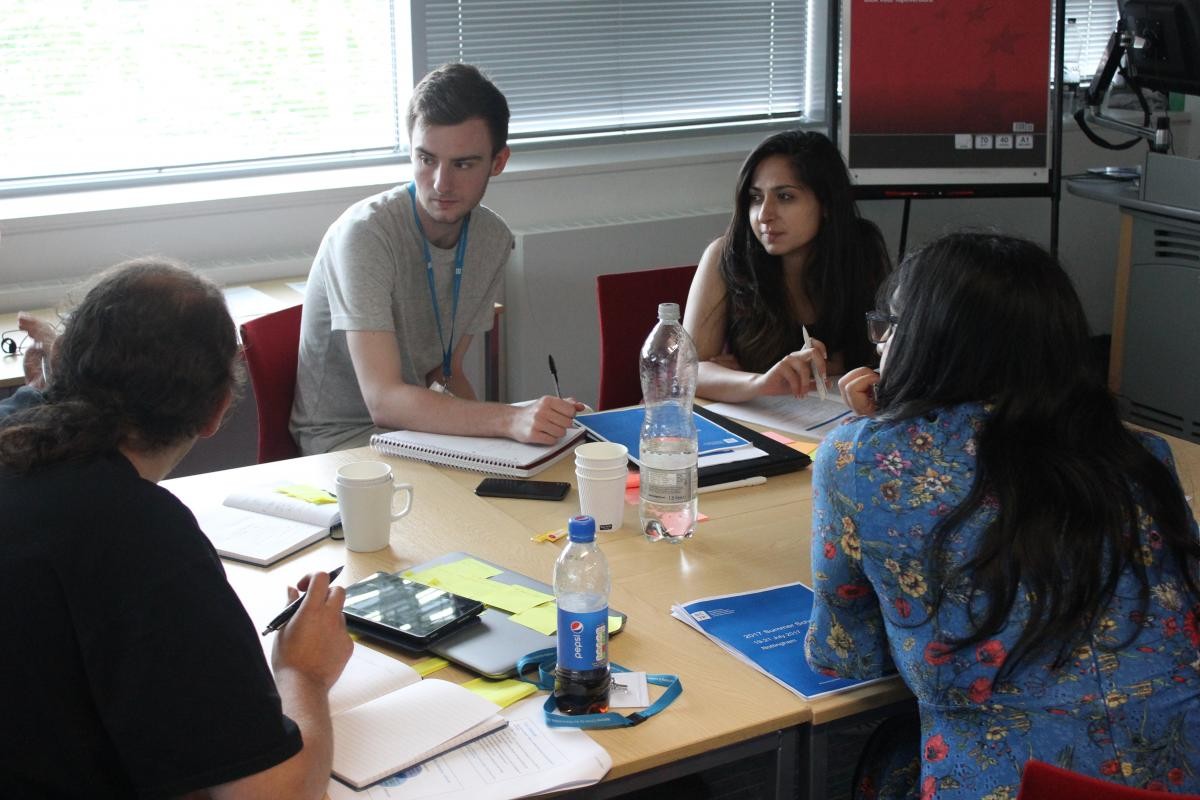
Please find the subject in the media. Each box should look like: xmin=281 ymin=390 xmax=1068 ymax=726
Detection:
xmin=638 ymin=302 xmax=699 ymax=543
xmin=553 ymin=515 xmax=611 ymax=714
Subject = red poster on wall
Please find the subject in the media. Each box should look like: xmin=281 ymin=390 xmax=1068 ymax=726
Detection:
xmin=842 ymin=0 xmax=1053 ymax=191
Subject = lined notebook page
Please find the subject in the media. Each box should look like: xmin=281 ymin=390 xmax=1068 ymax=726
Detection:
xmin=331 ymin=678 xmax=505 ymax=789
xmin=192 ymin=505 xmax=327 ymax=566
xmin=328 ymin=643 xmax=421 ymax=717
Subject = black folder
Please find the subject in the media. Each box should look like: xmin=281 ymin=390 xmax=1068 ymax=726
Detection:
xmin=693 ymin=405 xmax=811 ymax=486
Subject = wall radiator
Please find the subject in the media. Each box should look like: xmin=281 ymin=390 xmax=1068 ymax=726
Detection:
xmin=504 ymin=207 xmax=729 ymax=407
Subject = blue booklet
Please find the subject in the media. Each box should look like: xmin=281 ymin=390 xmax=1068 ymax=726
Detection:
xmin=671 ymin=582 xmax=886 ymax=699
xmin=575 ymin=407 xmax=750 ymax=462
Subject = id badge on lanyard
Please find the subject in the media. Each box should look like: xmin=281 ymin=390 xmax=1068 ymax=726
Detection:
xmin=408 ymin=182 xmax=470 ymax=381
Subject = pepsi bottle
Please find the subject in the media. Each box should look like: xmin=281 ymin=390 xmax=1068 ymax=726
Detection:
xmin=553 ymin=515 xmax=611 ymax=714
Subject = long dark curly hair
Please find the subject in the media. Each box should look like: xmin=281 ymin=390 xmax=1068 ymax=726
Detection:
xmin=720 ymin=130 xmax=890 ymax=372
xmin=0 ymin=258 xmax=240 ymax=471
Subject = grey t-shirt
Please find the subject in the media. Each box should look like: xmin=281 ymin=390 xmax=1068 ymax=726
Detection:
xmin=291 ymin=184 xmax=513 ymax=454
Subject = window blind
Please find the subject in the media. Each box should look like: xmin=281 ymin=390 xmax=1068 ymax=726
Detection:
xmin=416 ymin=0 xmax=822 ymax=138
xmin=1062 ymin=0 xmax=1121 ymax=81
xmin=2 ymin=0 xmax=399 ymax=183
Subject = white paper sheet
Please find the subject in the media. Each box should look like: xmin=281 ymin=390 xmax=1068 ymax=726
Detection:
xmin=326 ymin=696 xmax=611 ymax=799
xmin=704 ymin=395 xmax=853 ymax=442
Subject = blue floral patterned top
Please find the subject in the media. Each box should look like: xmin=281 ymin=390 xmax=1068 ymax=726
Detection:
xmin=805 ymin=402 xmax=1200 ymax=798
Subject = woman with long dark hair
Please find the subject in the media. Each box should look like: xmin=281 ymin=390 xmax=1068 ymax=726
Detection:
xmin=683 ymin=130 xmax=890 ymax=401
xmin=805 ymin=232 xmax=1200 ymax=797
xmin=0 ymin=259 xmax=351 ymax=798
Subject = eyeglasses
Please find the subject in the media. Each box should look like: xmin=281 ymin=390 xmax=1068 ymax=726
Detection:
xmin=865 ymin=311 xmax=899 ymax=344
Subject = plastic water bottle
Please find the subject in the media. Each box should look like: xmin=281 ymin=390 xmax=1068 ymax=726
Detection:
xmin=553 ymin=515 xmax=611 ymax=714
xmin=638 ymin=302 xmax=699 ymax=543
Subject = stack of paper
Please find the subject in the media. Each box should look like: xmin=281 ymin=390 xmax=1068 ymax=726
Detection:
xmin=322 ymin=644 xmax=507 ymax=790
xmin=327 ymin=684 xmax=611 ymax=799
xmin=703 ymin=395 xmax=852 ymax=442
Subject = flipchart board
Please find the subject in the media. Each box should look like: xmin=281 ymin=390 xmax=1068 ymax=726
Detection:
xmin=841 ymin=0 xmax=1055 ymax=197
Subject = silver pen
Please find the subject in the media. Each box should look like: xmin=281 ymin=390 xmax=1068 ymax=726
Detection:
xmin=800 ymin=325 xmax=828 ymax=401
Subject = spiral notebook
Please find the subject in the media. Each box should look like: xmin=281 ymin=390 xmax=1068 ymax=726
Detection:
xmin=370 ymin=425 xmax=587 ymax=477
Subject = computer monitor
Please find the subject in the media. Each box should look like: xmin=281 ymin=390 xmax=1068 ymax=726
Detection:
xmin=1119 ymin=0 xmax=1200 ymax=96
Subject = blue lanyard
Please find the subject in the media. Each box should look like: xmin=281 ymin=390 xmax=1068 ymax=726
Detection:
xmin=516 ymin=647 xmax=683 ymax=729
xmin=408 ymin=181 xmax=469 ymax=381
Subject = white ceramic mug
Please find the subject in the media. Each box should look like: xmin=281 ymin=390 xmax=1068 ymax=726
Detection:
xmin=336 ymin=461 xmax=414 ymax=552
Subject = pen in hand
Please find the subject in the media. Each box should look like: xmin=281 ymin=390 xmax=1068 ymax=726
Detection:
xmin=548 ymin=354 xmax=563 ymax=399
xmin=800 ymin=326 xmax=828 ymax=402
xmin=261 ymin=565 xmax=344 ymax=636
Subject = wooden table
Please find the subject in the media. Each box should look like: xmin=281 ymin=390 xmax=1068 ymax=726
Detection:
xmin=163 ymin=445 xmax=909 ymax=798
xmin=161 ymin=434 xmax=1200 ymax=798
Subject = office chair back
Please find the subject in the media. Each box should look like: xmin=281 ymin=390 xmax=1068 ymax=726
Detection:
xmin=1017 ymin=760 xmax=1200 ymax=799
xmin=239 ymin=304 xmax=303 ymax=464
xmin=595 ymin=264 xmax=697 ymax=410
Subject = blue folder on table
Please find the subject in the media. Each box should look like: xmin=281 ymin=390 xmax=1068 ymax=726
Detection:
xmin=575 ymin=406 xmax=750 ymax=461
xmin=575 ymin=406 xmax=811 ymax=487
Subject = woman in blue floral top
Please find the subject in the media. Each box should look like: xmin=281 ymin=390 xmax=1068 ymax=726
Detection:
xmin=805 ymin=232 xmax=1200 ymax=798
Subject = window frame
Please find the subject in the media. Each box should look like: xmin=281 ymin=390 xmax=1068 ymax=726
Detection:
xmin=2 ymin=0 xmax=829 ymax=199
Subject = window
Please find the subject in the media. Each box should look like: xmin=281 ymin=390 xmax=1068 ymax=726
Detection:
xmin=3 ymin=0 xmax=402 ymax=186
xmin=1062 ymin=0 xmax=1121 ymax=83
xmin=418 ymin=0 xmax=823 ymax=138
xmin=2 ymin=0 xmax=820 ymax=190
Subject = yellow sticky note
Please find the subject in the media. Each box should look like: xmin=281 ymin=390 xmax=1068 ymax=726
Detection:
xmin=478 ymin=582 xmax=555 ymax=615
xmin=406 ymin=561 xmax=502 ymax=593
xmin=411 ymin=657 xmax=450 ymax=677
xmin=461 ymin=677 xmax=537 ymax=708
xmin=509 ymin=603 xmax=558 ymax=635
xmin=410 ymin=572 xmax=491 ymax=603
xmin=508 ymin=602 xmax=625 ymax=636
xmin=440 ymin=557 xmax=504 ymax=580
xmin=789 ymin=440 xmax=820 ymax=455
xmin=275 ymin=484 xmax=337 ymax=504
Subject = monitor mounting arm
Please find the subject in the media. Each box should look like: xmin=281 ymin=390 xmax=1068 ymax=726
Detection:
xmin=1082 ymin=22 xmax=1173 ymax=153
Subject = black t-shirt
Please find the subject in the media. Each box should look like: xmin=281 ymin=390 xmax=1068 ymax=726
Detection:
xmin=0 ymin=451 xmax=302 ymax=798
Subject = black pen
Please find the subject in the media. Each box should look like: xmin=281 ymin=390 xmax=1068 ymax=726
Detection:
xmin=548 ymin=354 xmax=563 ymax=399
xmin=261 ymin=566 xmax=344 ymax=636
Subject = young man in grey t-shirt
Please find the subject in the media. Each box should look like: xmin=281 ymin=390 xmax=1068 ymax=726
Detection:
xmin=292 ymin=64 xmax=582 ymax=454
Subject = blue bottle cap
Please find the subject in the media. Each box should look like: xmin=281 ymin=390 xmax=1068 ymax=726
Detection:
xmin=568 ymin=515 xmax=596 ymax=542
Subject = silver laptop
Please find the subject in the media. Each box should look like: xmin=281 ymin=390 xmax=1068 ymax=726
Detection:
xmin=421 ymin=552 xmax=626 ymax=679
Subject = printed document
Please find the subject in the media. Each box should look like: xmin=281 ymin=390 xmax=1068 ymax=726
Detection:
xmin=704 ymin=395 xmax=853 ymax=442
xmin=327 ymin=695 xmax=611 ymax=799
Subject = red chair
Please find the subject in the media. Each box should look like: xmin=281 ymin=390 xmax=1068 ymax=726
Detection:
xmin=595 ymin=264 xmax=698 ymax=410
xmin=239 ymin=304 xmax=302 ymax=463
xmin=1017 ymin=760 xmax=1200 ymax=799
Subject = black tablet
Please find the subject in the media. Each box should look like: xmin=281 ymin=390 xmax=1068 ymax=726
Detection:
xmin=342 ymin=572 xmax=484 ymax=652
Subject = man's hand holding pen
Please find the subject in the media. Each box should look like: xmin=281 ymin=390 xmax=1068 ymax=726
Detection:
xmin=510 ymin=396 xmax=585 ymax=445
xmin=269 ymin=570 xmax=353 ymax=696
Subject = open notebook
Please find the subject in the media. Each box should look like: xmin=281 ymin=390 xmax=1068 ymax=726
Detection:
xmin=189 ymin=484 xmax=339 ymax=566
xmin=324 ymin=643 xmax=506 ymax=790
xmin=371 ymin=426 xmax=586 ymax=477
